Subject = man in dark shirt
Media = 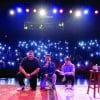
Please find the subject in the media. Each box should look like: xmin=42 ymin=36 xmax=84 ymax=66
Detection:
xmin=40 ymin=54 xmax=56 ymax=90
xmin=17 ymin=50 xmax=40 ymax=91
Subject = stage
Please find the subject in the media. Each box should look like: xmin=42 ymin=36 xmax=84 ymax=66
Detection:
xmin=0 ymin=78 xmax=100 ymax=100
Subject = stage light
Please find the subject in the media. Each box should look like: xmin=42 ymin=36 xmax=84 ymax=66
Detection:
xmin=33 ymin=9 xmax=37 ymax=13
xmin=84 ymin=9 xmax=89 ymax=15
xmin=11 ymin=62 xmax=15 ymax=66
xmin=95 ymin=10 xmax=99 ymax=14
xmin=24 ymin=26 xmax=28 ymax=30
xmin=69 ymin=10 xmax=73 ymax=14
xmin=26 ymin=8 xmax=30 ymax=13
xmin=9 ymin=9 xmax=15 ymax=15
xmin=85 ymin=61 xmax=88 ymax=66
xmin=60 ymin=59 xmax=63 ymax=62
xmin=75 ymin=10 xmax=82 ymax=17
xmin=39 ymin=9 xmax=46 ymax=16
xmin=17 ymin=7 xmax=22 ymax=13
xmin=77 ymin=63 xmax=81 ymax=67
xmin=53 ymin=9 xmax=57 ymax=14
xmin=90 ymin=53 xmax=94 ymax=57
xmin=59 ymin=9 xmax=63 ymax=13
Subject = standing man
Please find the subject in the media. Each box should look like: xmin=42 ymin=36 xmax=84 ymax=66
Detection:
xmin=61 ymin=57 xmax=75 ymax=89
xmin=40 ymin=54 xmax=56 ymax=90
xmin=17 ymin=50 xmax=40 ymax=91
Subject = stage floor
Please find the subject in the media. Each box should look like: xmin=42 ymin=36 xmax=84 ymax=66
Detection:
xmin=0 ymin=78 xmax=100 ymax=100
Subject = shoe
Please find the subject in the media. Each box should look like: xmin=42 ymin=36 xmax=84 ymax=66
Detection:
xmin=70 ymin=86 xmax=74 ymax=90
xmin=17 ymin=86 xmax=24 ymax=91
xmin=40 ymin=88 xmax=47 ymax=91
xmin=52 ymin=85 xmax=56 ymax=90
xmin=31 ymin=88 xmax=36 ymax=91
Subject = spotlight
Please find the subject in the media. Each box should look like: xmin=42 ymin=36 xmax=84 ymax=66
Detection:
xmin=9 ymin=9 xmax=15 ymax=15
xmin=39 ymin=9 xmax=46 ymax=16
xmin=17 ymin=7 xmax=22 ymax=13
xmin=75 ymin=10 xmax=82 ymax=17
xmin=84 ymin=9 xmax=89 ymax=15
xmin=53 ymin=9 xmax=57 ymax=14
xmin=26 ymin=8 xmax=30 ymax=13
xmin=95 ymin=10 xmax=99 ymax=14
xmin=33 ymin=9 xmax=37 ymax=13
xmin=69 ymin=10 xmax=73 ymax=14
xmin=59 ymin=9 xmax=63 ymax=13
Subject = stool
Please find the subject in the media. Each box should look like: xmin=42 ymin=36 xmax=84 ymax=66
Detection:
xmin=87 ymin=70 xmax=100 ymax=98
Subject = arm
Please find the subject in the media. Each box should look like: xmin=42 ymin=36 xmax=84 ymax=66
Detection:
xmin=30 ymin=68 xmax=40 ymax=76
xmin=19 ymin=66 xmax=30 ymax=78
xmin=19 ymin=66 xmax=27 ymax=76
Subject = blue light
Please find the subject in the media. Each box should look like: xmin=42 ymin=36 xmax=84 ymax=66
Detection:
xmin=11 ymin=62 xmax=15 ymax=66
xmin=90 ymin=53 xmax=94 ymax=57
xmin=17 ymin=7 xmax=22 ymax=13
xmin=85 ymin=61 xmax=88 ymax=66
xmin=84 ymin=9 xmax=89 ymax=15
xmin=53 ymin=9 xmax=57 ymax=14
xmin=60 ymin=59 xmax=63 ymax=62
xmin=59 ymin=53 xmax=63 ymax=56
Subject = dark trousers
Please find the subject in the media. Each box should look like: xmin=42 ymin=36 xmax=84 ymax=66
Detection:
xmin=63 ymin=75 xmax=74 ymax=86
xmin=17 ymin=72 xmax=37 ymax=89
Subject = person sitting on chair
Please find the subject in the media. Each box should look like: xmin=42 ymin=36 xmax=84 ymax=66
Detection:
xmin=61 ymin=57 xmax=75 ymax=89
xmin=40 ymin=54 xmax=56 ymax=90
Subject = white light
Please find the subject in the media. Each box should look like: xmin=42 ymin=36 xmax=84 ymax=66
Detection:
xmin=26 ymin=8 xmax=30 ymax=13
xmin=59 ymin=9 xmax=63 ymax=13
xmin=17 ymin=7 xmax=22 ymax=13
xmin=33 ymin=9 xmax=37 ymax=13
xmin=77 ymin=63 xmax=80 ymax=67
xmin=39 ymin=9 xmax=46 ymax=16
xmin=24 ymin=26 xmax=28 ymax=30
xmin=95 ymin=10 xmax=99 ymax=14
xmin=75 ymin=10 xmax=82 ymax=17
xmin=69 ymin=10 xmax=73 ymax=14
xmin=9 ymin=9 xmax=15 ymax=15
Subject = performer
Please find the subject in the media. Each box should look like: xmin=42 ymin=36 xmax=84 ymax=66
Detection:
xmin=17 ymin=50 xmax=40 ymax=91
xmin=40 ymin=54 xmax=56 ymax=90
xmin=57 ymin=57 xmax=75 ymax=89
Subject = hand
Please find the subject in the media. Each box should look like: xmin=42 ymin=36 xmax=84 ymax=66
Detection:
xmin=45 ymin=74 xmax=48 ymax=78
xmin=25 ymin=73 xmax=31 ymax=79
xmin=45 ymin=63 xmax=49 ymax=67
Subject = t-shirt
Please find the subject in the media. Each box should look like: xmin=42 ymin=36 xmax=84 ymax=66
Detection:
xmin=20 ymin=57 xmax=40 ymax=73
xmin=61 ymin=63 xmax=75 ymax=76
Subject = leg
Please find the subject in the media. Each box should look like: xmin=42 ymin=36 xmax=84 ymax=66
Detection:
xmin=69 ymin=75 xmax=75 ymax=86
xmin=48 ymin=74 xmax=56 ymax=89
xmin=40 ymin=77 xmax=47 ymax=89
xmin=51 ymin=74 xmax=57 ymax=88
xmin=29 ymin=76 xmax=37 ymax=90
xmin=17 ymin=72 xmax=25 ymax=86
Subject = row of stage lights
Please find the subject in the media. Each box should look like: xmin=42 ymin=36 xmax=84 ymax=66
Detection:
xmin=9 ymin=7 xmax=99 ymax=17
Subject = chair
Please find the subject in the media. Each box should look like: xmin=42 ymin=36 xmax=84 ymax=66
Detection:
xmin=87 ymin=70 xmax=100 ymax=98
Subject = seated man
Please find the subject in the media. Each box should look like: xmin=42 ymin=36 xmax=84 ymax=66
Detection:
xmin=40 ymin=54 xmax=56 ymax=90
xmin=61 ymin=57 xmax=75 ymax=89
xmin=17 ymin=50 xmax=40 ymax=91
